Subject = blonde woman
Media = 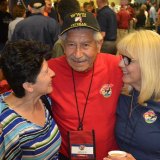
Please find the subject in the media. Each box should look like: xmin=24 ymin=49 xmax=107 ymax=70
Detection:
xmin=108 ymin=30 xmax=160 ymax=160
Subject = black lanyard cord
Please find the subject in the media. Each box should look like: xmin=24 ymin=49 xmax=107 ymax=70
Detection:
xmin=72 ymin=65 xmax=94 ymax=130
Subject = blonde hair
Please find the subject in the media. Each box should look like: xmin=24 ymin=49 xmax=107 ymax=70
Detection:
xmin=117 ymin=30 xmax=160 ymax=104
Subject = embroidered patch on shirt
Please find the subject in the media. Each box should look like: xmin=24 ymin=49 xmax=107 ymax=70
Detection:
xmin=100 ymin=84 xmax=113 ymax=98
xmin=143 ymin=110 xmax=157 ymax=124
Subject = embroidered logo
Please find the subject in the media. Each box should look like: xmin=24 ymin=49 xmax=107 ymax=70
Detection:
xmin=143 ymin=110 xmax=157 ymax=124
xmin=100 ymin=84 xmax=113 ymax=98
xmin=75 ymin=16 xmax=82 ymax=23
xmin=79 ymin=145 xmax=85 ymax=150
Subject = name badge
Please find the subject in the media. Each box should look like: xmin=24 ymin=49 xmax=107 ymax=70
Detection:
xmin=68 ymin=130 xmax=96 ymax=159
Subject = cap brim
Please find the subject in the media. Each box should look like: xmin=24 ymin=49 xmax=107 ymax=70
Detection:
xmin=60 ymin=26 xmax=100 ymax=35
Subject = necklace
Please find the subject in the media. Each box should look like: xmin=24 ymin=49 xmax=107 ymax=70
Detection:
xmin=129 ymin=90 xmax=135 ymax=117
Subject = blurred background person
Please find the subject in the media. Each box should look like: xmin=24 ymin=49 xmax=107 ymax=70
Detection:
xmin=135 ymin=8 xmax=146 ymax=30
xmin=156 ymin=14 xmax=160 ymax=34
xmin=96 ymin=0 xmax=117 ymax=55
xmin=83 ymin=2 xmax=93 ymax=13
xmin=0 ymin=0 xmax=12 ymax=51
xmin=52 ymin=0 xmax=80 ymax=58
xmin=110 ymin=2 xmax=118 ymax=13
xmin=149 ymin=2 xmax=156 ymax=30
xmin=90 ymin=0 xmax=96 ymax=15
xmin=141 ymin=4 xmax=148 ymax=28
xmin=117 ymin=5 xmax=131 ymax=41
xmin=12 ymin=0 xmax=60 ymax=49
xmin=0 ymin=60 xmax=10 ymax=94
xmin=44 ymin=0 xmax=58 ymax=22
xmin=126 ymin=3 xmax=136 ymax=32
xmin=8 ymin=4 xmax=25 ymax=41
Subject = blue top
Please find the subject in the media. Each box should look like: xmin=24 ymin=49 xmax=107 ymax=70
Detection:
xmin=12 ymin=13 xmax=60 ymax=47
xmin=116 ymin=90 xmax=160 ymax=160
xmin=96 ymin=6 xmax=117 ymax=41
xmin=0 ymin=92 xmax=61 ymax=159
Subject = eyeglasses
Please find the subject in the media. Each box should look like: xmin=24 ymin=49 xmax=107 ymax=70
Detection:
xmin=121 ymin=55 xmax=135 ymax=66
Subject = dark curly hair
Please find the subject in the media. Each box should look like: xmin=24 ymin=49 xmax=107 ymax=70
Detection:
xmin=1 ymin=40 xmax=51 ymax=98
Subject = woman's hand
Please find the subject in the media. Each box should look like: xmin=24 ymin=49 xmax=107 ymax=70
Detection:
xmin=103 ymin=153 xmax=136 ymax=160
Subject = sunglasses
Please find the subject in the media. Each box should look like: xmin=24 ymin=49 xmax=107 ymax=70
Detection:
xmin=121 ymin=55 xmax=135 ymax=66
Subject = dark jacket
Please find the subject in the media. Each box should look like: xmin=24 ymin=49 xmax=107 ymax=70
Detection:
xmin=12 ymin=13 xmax=60 ymax=47
xmin=0 ymin=11 xmax=12 ymax=43
xmin=116 ymin=90 xmax=160 ymax=160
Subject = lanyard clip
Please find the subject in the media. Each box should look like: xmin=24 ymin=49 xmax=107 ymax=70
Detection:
xmin=78 ymin=122 xmax=83 ymax=130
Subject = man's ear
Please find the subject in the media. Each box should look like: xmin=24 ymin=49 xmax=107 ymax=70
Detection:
xmin=97 ymin=39 xmax=103 ymax=53
xmin=22 ymin=82 xmax=34 ymax=93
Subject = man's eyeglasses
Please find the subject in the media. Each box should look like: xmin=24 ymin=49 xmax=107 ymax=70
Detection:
xmin=121 ymin=55 xmax=135 ymax=66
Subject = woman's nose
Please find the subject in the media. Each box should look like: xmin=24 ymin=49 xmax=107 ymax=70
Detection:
xmin=49 ymin=68 xmax=55 ymax=78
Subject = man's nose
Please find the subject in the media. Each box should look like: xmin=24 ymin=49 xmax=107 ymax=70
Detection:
xmin=74 ymin=45 xmax=83 ymax=58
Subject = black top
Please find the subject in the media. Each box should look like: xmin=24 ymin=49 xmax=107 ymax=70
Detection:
xmin=0 ymin=11 xmax=12 ymax=43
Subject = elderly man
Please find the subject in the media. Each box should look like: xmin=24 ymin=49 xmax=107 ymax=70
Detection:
xmin=12 ymin=0 xmax=60 ymax=48
xmin=48 ymin=11 xmax=123 ymax=160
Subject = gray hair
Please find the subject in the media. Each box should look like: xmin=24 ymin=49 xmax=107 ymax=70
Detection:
xmin=59 ymin=27 xmax=103 ymax=45
xmin=30 ymin=6 xmax=45 ymax=13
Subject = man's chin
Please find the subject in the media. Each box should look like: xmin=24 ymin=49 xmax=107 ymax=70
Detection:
xmin=69 ymin=63 xmax=86 ymax=72
xmin=73 ymin=63 xmax=95 ymax=72
xmin=72 ymin=67 xmax=87 ymax=72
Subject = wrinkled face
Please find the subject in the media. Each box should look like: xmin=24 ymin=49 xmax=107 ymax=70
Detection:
xmin=63 ymin=29 xmax=101 ymax=72
xmin=32 ymin=60 xmax=55 ymax=95
xmin=119 ymin=55 xmax=141 ymax=90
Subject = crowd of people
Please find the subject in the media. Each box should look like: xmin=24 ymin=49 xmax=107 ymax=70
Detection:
xmin=1 ymin=0 xmax=160 ymax=160
xmin=1 ymin=0 xmax=160 ymax=55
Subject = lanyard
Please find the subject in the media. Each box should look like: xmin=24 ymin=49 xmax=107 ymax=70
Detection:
xmin=72 ymin=66 xmax=94 ymax=130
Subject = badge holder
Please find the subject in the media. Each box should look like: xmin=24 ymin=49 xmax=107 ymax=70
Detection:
xmin=69 ymin=68 xmax=96 ymax=159
xmin=68 ymin=130 xmax=96 ymax=160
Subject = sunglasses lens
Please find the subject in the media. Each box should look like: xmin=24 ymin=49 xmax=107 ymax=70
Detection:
xmin=122 ymin=56 xmax=131 ymax=66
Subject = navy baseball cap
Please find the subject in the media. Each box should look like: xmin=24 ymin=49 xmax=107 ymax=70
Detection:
xmin=60 ymin=11 xmax=100 ymax=35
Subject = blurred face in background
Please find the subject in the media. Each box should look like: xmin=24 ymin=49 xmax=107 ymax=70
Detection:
xmin=45 ymin=0 xmax=52 ymax=13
